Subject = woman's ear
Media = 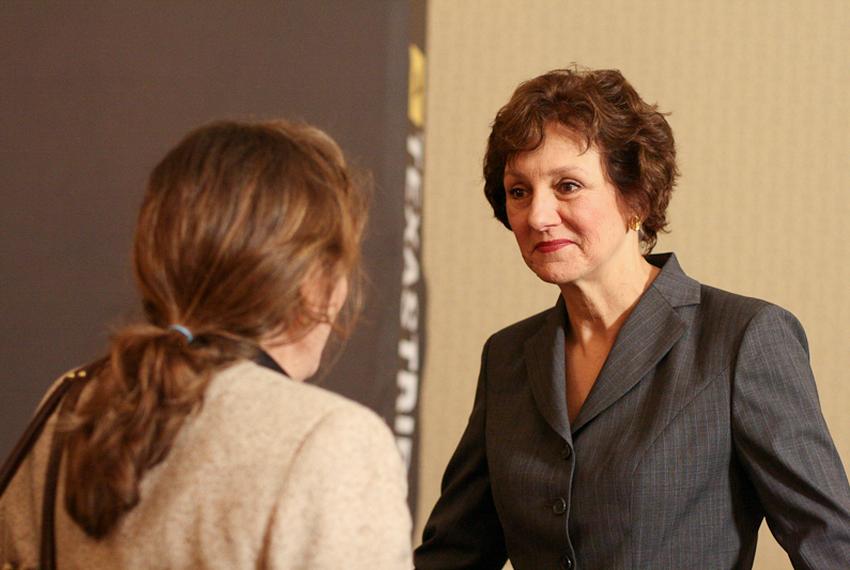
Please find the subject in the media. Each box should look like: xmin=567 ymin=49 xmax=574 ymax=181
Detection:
xmin=327 ymin=277 xmax=348 ymax=322
xmin=617 ymin=191 xmax=646 ymax=233
xmin=301 ymin=265 xmax=345 ymax=317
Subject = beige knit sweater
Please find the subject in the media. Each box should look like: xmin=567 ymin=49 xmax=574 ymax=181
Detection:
xmin=0 ymin=361 xmax=413 ymax=569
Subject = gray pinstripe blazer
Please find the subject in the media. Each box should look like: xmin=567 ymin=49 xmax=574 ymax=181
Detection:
xmin=415 ymin=253 xmax=850 ymax=569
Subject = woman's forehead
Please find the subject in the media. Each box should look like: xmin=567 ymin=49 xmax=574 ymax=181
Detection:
xmin=505 ymin=124 xmax=598 ymax=174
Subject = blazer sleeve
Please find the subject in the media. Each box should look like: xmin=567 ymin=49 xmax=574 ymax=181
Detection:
xmin=731 ymin=304 xmax=850 ymax=567
xmin=414 ymin=337 xmax=508 ymax=569
xmin=262 ymin=404 xmax=413 ymax=570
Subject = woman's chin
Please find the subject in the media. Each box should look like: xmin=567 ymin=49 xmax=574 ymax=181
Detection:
xmin=526 ymin=260 xmax=582 ymax=286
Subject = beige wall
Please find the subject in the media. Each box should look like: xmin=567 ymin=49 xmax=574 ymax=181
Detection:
xmin=417 ymin=1 xmax=850 ymax=567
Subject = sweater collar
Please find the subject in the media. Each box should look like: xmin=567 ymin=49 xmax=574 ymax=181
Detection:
xmin=254 ymin=348 xmax=290 ymax=379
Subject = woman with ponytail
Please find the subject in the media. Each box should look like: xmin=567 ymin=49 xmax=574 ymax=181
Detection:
xmin=0 ymin=120 xmax=413 ymax=569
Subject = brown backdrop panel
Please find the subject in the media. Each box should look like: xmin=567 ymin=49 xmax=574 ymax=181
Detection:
xmin=0 ymin=1 xmax=417 ymax=510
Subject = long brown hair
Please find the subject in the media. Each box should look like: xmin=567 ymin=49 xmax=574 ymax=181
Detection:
xmin=62 ymin=119 xmax=368 ymax=538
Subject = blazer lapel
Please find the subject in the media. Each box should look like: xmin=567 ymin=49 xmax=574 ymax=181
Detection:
xmin=524 ymin=297 xmax=572 ymax=442
xmin=571 ymin=253 xmax=701 ymax=434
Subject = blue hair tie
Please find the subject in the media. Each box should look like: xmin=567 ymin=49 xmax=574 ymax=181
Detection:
xmin=168 ymin=324 xmax=194 ymax=342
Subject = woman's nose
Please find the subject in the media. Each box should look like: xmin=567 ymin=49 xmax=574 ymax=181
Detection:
xmin=527 ymin=191 xmax=561 ymax=231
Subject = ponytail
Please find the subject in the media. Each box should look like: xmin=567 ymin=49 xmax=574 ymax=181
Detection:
xmin=62 ymin=325 xmax=253 ymax=538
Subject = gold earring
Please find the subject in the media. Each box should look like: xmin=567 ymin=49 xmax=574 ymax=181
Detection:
xmin=629 ymin=216 xmax=642 ymax=232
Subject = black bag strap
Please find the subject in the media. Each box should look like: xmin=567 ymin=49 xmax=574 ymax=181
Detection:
xmin=1 ymin=362 xmax=99 ymax=570
xmin=39 ymin=370 xmax=90 ymax=570
xmin=0 ymin=374 xmax=76 ymax=497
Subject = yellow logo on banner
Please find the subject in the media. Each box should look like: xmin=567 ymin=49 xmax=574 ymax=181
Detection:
xmin=408 ymin=44 xmax=426 ymax=128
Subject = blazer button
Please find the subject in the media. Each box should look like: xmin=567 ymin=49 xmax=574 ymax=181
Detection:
xmin=552 ymin=497 xmax=567 ymax=515
xmin=560 ymin=554 xmax=574 ymax=569
xmin=561 ymin=445 xmax=573 ymax=460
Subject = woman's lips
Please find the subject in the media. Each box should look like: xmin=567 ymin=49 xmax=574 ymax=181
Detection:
xmin=534 ymin=239 xmax=574 ymax=253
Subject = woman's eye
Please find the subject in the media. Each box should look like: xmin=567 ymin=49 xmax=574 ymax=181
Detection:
xmin=507 ymin=187 xmax=528 ymax=199
xmin=557 ymin=181 xmax=579 ymax=194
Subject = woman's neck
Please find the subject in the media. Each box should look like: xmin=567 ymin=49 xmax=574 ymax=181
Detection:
xmin=559 ymin=253 xmax=660 ymax=350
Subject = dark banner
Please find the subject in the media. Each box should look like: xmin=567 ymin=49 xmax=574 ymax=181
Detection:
xmin=0 ymin=1 xmax=421 ymax=513
xmin=392 ymin=0 xmax=427 ymax=516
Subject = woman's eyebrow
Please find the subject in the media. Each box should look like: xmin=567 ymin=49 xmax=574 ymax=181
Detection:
xmin=504 ymin=165 xmax=588 ymax=179
xmin=545 ymin=166 xmax=587 ymax=178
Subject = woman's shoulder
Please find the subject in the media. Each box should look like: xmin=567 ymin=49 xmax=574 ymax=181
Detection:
xmin=652 ymin=252 xmax=801 ymax=331
xmin=685 ymin=284 xmax=812 ymax=375
xmin=198 ymin=360 xmax=394 ymax=454
xmin=206 ymin=360 xmax=357 ymax=409
xmin=696 ymin=283 xmax=803 ymax=333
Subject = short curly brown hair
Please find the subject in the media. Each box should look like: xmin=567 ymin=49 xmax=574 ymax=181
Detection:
xmin=483 ymin=66 xmax=678 ymax=251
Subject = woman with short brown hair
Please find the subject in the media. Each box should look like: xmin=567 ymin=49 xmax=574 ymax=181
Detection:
xmin=1 ymin=120 xmax=413 ymax=569
xmin=415 ymin=67 xmax=850 ymax=569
